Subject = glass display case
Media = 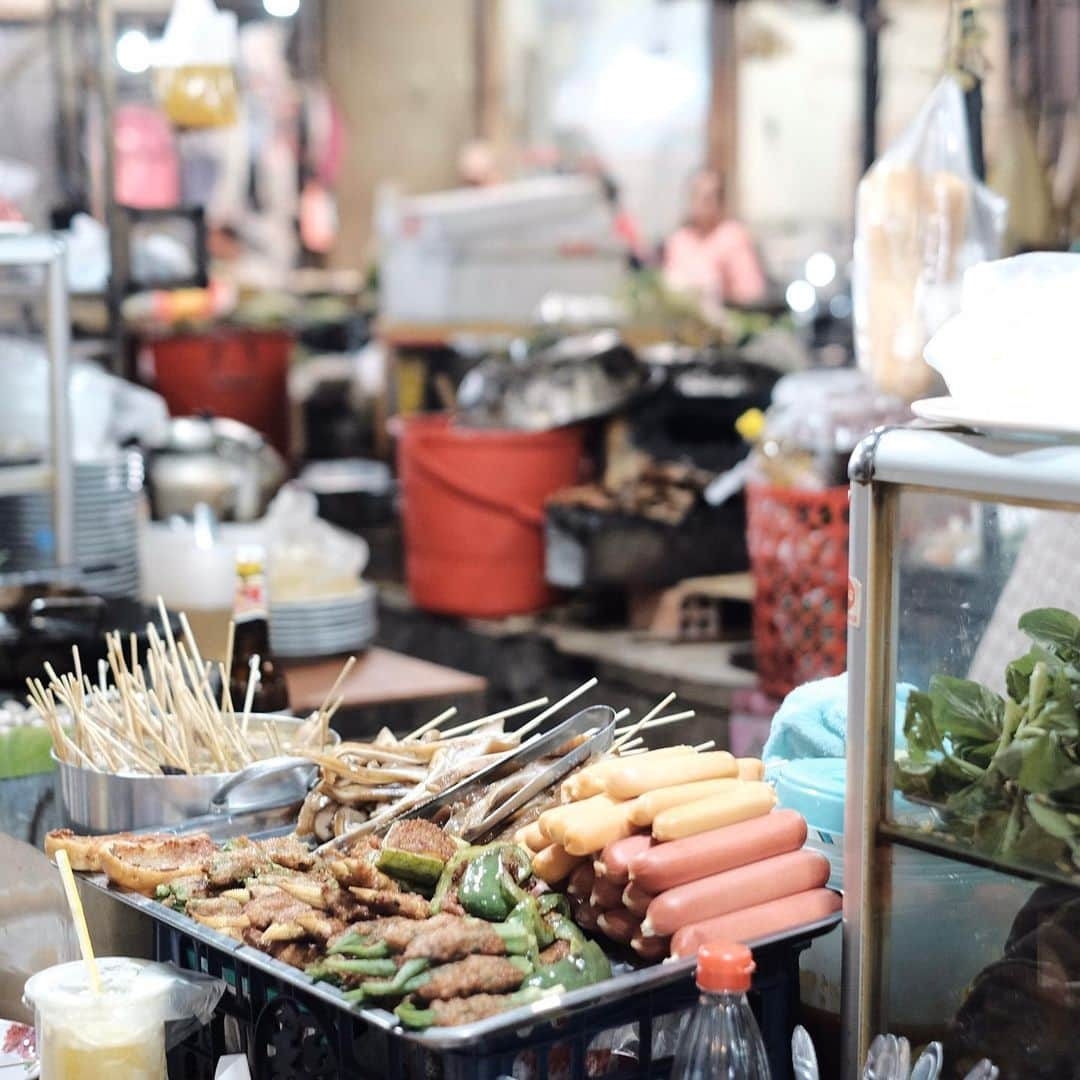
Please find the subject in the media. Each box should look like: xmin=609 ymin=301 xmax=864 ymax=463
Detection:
xmin=843 ymin=426 xmax=1080 ymax=1078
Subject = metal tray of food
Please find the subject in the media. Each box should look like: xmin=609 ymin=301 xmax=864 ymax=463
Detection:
xmin=79 ymin=817 xmax=841 ymax=1051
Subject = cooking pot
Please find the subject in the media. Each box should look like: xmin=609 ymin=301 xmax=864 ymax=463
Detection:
xmin=146 ymin=415 xmax=286 ymax=522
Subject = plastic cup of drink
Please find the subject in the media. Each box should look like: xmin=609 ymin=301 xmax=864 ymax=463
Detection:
xmin=23 ymin=957 xmax=172 ymax=1079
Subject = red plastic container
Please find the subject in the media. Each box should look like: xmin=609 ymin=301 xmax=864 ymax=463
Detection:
xmin=145 ymin=328 xmax=293 ymax=457
xmin=397 ymin=414 xmax=582 ymax=617
xmin=745 ymin=483 xmax=850 ymax=699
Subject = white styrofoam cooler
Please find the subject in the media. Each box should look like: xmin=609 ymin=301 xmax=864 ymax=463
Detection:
xmin=378 ymin=177 xmax=625 ymax=324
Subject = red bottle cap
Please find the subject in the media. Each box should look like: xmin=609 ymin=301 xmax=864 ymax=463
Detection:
xmin=696 ymin=941 xmax=756 ymax=992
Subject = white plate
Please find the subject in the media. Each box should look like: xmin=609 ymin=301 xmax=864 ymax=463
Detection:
xmin=0 ymin=1018 xmax=38 ymax=1078
xmin=912 ymin=397 xmax=1080 ymax=438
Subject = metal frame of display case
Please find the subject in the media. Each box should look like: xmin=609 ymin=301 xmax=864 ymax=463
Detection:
xmin=0 ymin=230 xmax=74 ymax=569
xmin=841 ymin=423 xmax=1080 ymax=1077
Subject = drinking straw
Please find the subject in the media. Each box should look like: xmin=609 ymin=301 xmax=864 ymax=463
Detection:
xmin=54 ymin=849 xmax=102 ymax=993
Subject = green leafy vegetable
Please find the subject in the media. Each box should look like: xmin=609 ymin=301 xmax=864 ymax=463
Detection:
xmin=897 ymin=607 xmax=1080 ymax=874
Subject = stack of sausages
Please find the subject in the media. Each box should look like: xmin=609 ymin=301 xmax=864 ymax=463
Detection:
xmin=517 ymin=746 xmax=840 ymax=960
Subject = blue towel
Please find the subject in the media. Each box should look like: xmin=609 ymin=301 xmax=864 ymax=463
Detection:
xmin=762 ymin=673 xmax=913 ymax=762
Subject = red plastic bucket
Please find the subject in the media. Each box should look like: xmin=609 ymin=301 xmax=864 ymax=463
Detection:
xmin=398 ymin=415 xmax=583 ymax=617
xmin=145 ymin=328 xmax=293 ymax=457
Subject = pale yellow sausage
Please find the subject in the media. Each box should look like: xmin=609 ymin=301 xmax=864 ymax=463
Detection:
xmin=515 ymin=820 xmax=548 ymax=853
xmin=605 ymin=751 xmax=738 ymax=801
xmin=651 ymin=782 xmax=776 ymax=842
xmin=736 ymin=758 xmax=765 ymax=781
xmin=539 ymin=794 xmax=612 ymax=844
xmin=562 ymin=746 xmax=696 ymax=801
xmin=560 ymin=799 xmax=635 ymax=857
xmin=627 ymin=777 xmax=743 ymax=828
xmin=531 ymin=843 xmax=585 ymax=885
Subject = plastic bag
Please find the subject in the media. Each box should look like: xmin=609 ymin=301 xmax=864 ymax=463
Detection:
xmin=853 ymin=76 xmax=1007 ymax=402
xmin=154 ymin=0 xmax=238 ymax=128
xmin=23 ymin=957 xmax=225 ymax=1071
xmin=923 ymin=251 xmax=1080 ymax=423
xmin=0 ymin=336 xmax=169 ymax=461
xmin=262 ymin=484 xmax=370 ymax=600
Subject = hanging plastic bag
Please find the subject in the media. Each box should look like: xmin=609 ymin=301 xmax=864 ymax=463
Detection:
xmin=853 ymin=76 xmax=1007 ymax=402
xmin=154 ymin=0 xmax=239 ymax=128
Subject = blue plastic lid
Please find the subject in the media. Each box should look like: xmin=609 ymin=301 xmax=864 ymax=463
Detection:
xmin=773 ymin=757 xmax=925 ymax=838
xmin=772 ymin=758 xmax=847 ymax=836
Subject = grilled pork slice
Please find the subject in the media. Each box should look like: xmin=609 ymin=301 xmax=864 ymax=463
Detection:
xmin=187 ymin=897 xmax=250 ymax=936
xmin=294 ymin=910 xmax=345 ymax=944
xmin=99 ymin=833 xmax=216 ymax=895
xmin=207 ymin=842 xmax=271 ymax=888
xmin=242 ymin=887 xmax=313 ymax=930
xmin=256 ymin=834 xmax=316 ymax=870
xmin=44 ymin=829 xmax=138 ymax=872
xmin=414 ymin=955 xmax=525 ymax=1002
xmin=538 ymin=939 xmax=571 ymax=966
xmin=330 ymin=857 xmax=398 ymax=892
xmin=267 ymin=940 xmax=320 ymax=969
xmin=329 ymin=913 xmax=462 ymax=954
xmin=348 ymin=887 xmax=430 ymax=920
xmin=429 ymin=994 xmax=518 ymax=1026
xmin=403 ymin=921 xmax=505 ymax=962
xmin=257 ymin=873 xmax=328 ymax=909
xmin=383 ymin=819 xmax=458 ymax=863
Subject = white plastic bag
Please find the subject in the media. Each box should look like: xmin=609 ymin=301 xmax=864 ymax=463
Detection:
xmin=923 ymin=251 xmax=1080 ymax=422
xmin=853 ymin=76 xmax=1007 ymax=402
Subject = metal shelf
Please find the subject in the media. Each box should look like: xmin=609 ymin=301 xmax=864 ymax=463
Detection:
xmin=879 ymin=820 xmax=1079 ymax=891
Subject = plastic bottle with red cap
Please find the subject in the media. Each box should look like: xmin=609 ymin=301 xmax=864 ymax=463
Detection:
xmin=671 ymin=941 xmax=772 ymax=1079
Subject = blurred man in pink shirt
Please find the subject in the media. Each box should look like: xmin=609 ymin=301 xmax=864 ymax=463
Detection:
xmin=663 ymin=168 xmax=766 ymax=307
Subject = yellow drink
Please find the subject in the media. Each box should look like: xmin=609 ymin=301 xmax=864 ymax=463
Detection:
xmin=39 ymin=1017 xmax=165 ymax=1079
xmin=25 ymin=959 xmax=170 ymax=1080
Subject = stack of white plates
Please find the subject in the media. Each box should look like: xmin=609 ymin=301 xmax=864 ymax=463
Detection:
xmin=270 ymin=582 xmax=378 ymax=659
xmin=0 ymin=453 xmax=143 ymax=597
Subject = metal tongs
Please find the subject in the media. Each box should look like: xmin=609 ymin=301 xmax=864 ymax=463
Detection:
xmin=401 ymin=703 xmax=617 ymax=841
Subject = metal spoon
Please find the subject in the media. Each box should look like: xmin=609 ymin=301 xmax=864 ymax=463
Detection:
xmin=791 ymin=1025 xmax=819 ymax=1080
xmin=863 ymin=1035 xmax=892 ymax=1080
xmin=892 ymin=1035 xmax=911 ymax=1080
xmin=910 ymin=1043 xmax=943 ymax=1080
xmin=960 ymin=1061 xmax=999 ymax=1080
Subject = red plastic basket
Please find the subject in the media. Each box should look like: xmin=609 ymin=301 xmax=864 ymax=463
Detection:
xmin=145 ymin=328 xmax=293 ymax=457
xmin=746 ymin=483 xmax=850 ymax=699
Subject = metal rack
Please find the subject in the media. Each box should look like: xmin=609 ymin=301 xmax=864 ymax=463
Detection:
xmin=0 ymin=229 xmax=74 ymax=570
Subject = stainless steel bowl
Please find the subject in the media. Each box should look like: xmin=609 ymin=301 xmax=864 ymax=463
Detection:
xmin=55 ymin=714 xmax=339 ymax=833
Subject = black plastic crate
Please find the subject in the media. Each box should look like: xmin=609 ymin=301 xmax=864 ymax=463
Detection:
xmin=158 ymin=921 xmax=811 ymax=1080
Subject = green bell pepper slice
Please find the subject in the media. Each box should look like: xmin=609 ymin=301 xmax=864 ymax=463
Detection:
xmin=460 ymin=850 xmax=512 ymax=920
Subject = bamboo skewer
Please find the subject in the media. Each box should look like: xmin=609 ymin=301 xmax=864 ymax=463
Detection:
xmin=614 ymin=709 xmax=696 ymax=739
xmin=437 ymin=697 xmax=549 ymax=739
xmin=513 ymin=678 xmax=598 ymax=739
xmin=404 ymin=705 xmax=459 ymax=742
xmin=610 ymin=692 xmax=677 ymax=752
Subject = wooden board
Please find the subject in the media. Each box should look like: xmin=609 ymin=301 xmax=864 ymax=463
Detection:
xmin=284 ymin=646 xmax=486 ymax=712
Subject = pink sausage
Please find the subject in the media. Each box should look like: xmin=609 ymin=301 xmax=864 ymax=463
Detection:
xmin=631 ymin=933 xmax=670 ymax=961
xmin=594 ymin=833 xmax=653 ymax=885
xmin=629 ymin=809 xmax=807 ymax=894
xmin=597 ymin=907 xmax=641 ymax=944
xmin=569 ymin=896 xmax=601 ymax=932
xmin=670 ymin=888 xmax=842 ymax=958
xmin=567 ymin=861 xmax=596 ymax=900
xmin=622 ymin=881 xmax=654 ymax=918
xmin=642 ymin=849 xmax=830 ymax=937
xmin=590 ymin=875 xmax=626 ymax=910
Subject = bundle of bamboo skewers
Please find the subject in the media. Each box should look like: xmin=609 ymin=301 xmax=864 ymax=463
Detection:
xmin=24 ymin=598 xmax=343 ymax=776
xmin=295 ymin=680 xmax=701 ymax=844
